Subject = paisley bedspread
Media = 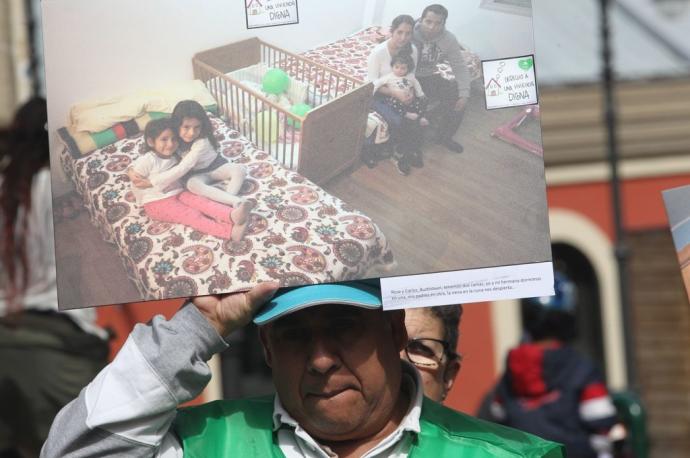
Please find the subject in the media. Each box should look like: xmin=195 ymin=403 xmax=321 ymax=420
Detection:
xmin=59 ymin=114 xmax=394 ymax=301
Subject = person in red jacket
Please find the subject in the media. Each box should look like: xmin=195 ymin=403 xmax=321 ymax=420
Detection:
xmin=484 ymin=273 xmax=620 ymax=458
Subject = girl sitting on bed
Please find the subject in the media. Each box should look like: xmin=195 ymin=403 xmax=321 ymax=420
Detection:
xmin=129 ymin=100 xmax=249 ymax=208
xmin=130 ymin=118 xmax=250 ymax=241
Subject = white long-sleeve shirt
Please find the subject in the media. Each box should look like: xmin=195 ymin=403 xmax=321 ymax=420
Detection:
xmin=130 ymin=152 xmax=184 ymax=205
xmin=149 ymin=139 xmax=218 ymax=191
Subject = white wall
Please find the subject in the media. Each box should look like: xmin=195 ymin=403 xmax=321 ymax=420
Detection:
xmin=376 ymin=0 xmax=535 ymax=59
xmin=43 ymin=0 xmax=368 ymax=193
xmin=44 ymin=0 xmax=534 ymax=196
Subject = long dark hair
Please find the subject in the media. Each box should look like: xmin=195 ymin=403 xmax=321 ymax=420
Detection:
xmin=170 ymin=100 xmax=218 ymax=152
xmin=390 ymin=14 xmax=416 ymax=58
xmin=0 ymin=97 xmax=49 ymax=310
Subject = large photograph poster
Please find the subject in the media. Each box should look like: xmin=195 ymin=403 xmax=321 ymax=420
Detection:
xmin=43 ymin=0 xmax=553 ymax=310
xmin=663 ymin=185 xmax=690 ymax=303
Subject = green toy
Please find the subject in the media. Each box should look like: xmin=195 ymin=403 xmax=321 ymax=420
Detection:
xmin=262 ymin=68 xmax=291 ymax=95
xmin=287 ymin=103 xmax=312 ymax=129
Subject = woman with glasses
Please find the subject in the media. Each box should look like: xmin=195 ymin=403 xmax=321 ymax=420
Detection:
xmin=401 ymin=304 xmax=462 ymax=402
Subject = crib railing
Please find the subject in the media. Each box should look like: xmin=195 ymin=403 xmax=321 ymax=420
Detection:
xmin=192 ymin=38 xmax=372 ymax=184
xmin=193 ymin=59 xmax=302 ymax=170
xmin=258 ymin=41 xmax=362 ymax=105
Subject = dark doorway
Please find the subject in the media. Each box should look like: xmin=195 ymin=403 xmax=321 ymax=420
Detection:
xmin=521 ymin=243 xmax=607 ymax=378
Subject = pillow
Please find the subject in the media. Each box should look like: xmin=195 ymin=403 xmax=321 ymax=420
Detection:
xmin=69 ymin=80 xmax=217 ymax=133
xmin=145 ymin=80 xmax=217 ymax=114
xmin=69 ymin=97 xmax=145 ymax=135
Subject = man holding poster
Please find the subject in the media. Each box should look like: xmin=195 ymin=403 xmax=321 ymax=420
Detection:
xmin=43 ymin=282 xmax=564 ymax=457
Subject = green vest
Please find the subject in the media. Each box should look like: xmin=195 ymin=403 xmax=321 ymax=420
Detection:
xmin=174 ymin=395 xmax=564 ymax=458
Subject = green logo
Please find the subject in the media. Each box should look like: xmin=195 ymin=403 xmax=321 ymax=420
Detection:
xmin=518 ymin=57 xmax=533 ymax=71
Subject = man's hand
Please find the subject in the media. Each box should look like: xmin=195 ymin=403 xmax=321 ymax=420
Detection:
xmin=193 ymin=282 xmax=280 ymax=337
xmin=454 ymin=97 xmax=468 ymax=112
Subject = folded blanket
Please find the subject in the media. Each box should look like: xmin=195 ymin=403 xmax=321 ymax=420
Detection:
xmin=70 ymin=80 xmax=217 ymax=133
xmin=58 ymin=112 xmax=168 ymax=158
xmin=59 ymin=109 xmax=219 ymax=158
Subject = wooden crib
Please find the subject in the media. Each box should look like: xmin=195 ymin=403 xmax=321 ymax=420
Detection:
xmin=192 ymin=38 xmax=373 ymax=185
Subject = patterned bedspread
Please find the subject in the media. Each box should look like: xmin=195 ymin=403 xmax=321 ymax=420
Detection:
xmin=59 ymin=115 xmax=394 ymax=300
xmin=302 ymin=26 xmax=482 ymax=83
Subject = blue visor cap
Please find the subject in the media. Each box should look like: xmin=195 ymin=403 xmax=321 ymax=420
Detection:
xmin=253 ymin=282 xmax=382 ymax=325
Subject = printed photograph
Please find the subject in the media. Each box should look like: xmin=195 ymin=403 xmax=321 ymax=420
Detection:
xmin=663 ymin=184 xmax=690 ymax=302
xmin=43 ymin=0 xmax=552 ymax=309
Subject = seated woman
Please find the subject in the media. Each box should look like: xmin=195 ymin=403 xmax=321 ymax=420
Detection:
xmin=367 ymin=14 xmax=425 ymax=176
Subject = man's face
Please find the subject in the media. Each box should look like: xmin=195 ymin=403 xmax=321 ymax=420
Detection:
xmin=420 ymin=11 xmax=445 ymax=39
xmin=260 ymin=305 xmax=407 ymax=441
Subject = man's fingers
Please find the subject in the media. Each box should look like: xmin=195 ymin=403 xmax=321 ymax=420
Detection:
xmin=193 ymin=283 xmax=279 ymax=336
xmin=244 ymin=281 xmax=280 ymax=313
xmin=192 ymin=294 xmax=220 ymax=308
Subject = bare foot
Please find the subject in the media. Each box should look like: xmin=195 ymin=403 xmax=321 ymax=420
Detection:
xmin=230 ymin=201 xmax=253 ymax=225
xmin=419 ymin=117 xmax=430 ymax=127
xmin=404 ymin=112 xmax=419 ymax=120
xmin=231 ymin=220 xmax=249 ymax=242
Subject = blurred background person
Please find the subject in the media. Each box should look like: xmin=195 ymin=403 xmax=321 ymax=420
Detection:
xmin=481 ymin=273 xmax=620 ymax=458
xmin=0 ymin=97 xmax=109 ymax=458
xmin=401 ymin=304 xmax=462 ymax=403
